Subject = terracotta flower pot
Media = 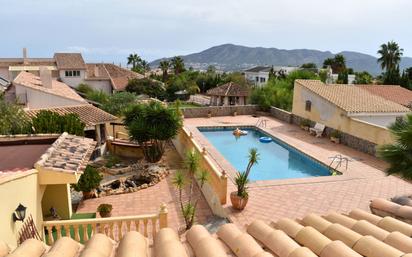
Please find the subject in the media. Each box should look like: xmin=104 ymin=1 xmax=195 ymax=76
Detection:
xmin=99 ymin=212 xmax=112 ymax=218
xmin=230 ymin=191 xmax=249 ymax=210
xmin=82 ymin=191 xmax=94 ymax=199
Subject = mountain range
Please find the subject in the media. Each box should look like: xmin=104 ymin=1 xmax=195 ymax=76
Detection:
xmin=150 ymin=44 xmax=412 ymax=75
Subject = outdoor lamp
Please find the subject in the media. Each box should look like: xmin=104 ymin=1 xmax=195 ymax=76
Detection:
xmin=13 ymin=203 xmax=27 ymax=222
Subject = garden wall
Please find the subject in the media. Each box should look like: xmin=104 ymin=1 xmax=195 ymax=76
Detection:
xmin=269 ymin=107 xmax=387 ymax=156
xmin=182 ymin=105 xmax=259 ymax=118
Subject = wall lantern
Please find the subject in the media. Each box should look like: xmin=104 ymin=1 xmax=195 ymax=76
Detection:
xmin=13 ymin=203 xmax=27 ymax=222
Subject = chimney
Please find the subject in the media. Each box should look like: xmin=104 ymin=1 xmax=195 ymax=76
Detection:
xmin=39 ymin=67 xmax=53 ymax=89
xmin=23 ymin=48 xmax=28 ymax=65
xmin=94 ymin=65 xmax=99 ymax=77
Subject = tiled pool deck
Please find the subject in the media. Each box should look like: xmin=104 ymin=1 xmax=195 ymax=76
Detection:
xmin=184 ymin=115 xmax=412 ymax=226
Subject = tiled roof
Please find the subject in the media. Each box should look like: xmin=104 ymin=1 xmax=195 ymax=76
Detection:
xmin=35 ymin=132 xmax=96 ymax=174
xmin=206 ymin=82 xmax=249 ymax=96
xmin=0 ymin=58 xmax=56 ymax=68
xmin=54 ymin=53 xmax=86 ymax=70
xmin=85 ymin=63 xmax=144 ymax=91
xmin=13 ymin=71 xmax=87 ymax=104
xmin=5 ymin=206 xmax=412 ymax=256
xmin=245 ymin=66 xmax=272 ymax=72
xmin=358 ymin=85 xmax=412 ymax=108
xmin=296 ymin=80 xmax=410 ymax=114
xmin=25 ymin=104 xmax=118 ymax=128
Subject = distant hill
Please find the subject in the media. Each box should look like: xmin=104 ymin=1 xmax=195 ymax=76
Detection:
xmin=150 ymin=44 xmax=412 ymax=75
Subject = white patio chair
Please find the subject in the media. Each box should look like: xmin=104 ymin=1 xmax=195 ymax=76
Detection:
xmin=309 ymin=123 xmax=325 ymax=137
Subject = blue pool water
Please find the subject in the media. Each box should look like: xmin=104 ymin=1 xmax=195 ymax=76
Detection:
xmin=199 ymin=127 xmax=331 ymax=181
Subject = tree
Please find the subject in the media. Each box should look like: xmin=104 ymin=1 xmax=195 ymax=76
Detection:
xmin=378 ymin=41 xmax=403 ymax=85
xmin=159 ymin=60 xmax=170 ymax=82
xmin=323 ymin=54 xmax=346 ymax=74
xmin=378 ymin=115 xmax=412 ymax=180
xmin=127 ymin=53 xmax=142 ymax=70
xmin=124 ymin=102 xmax=183 ymax=162
xmin=72 ymin=165 xmax=103 ymax=194
xmin=337 ymin=70 xmax=348 ymax=84
xmin=170 ymin=56 xmax=186 ymax=75
xmin=102 ymin=92 xmax=137 ymax=116
xmin=354 ymin=71 xmax=373 ymax=84
xmin=400 ymin=67 xmax=412 ymax=89
xmin=0 ymin=98 xmax=32 ymax=135
xmin=300 ymin=63 xmax=317 ymax=69
xmin=126 ymin=78 xmax=166 ymax=99
xmin=141 ymin=60 xmax=150 ymax=74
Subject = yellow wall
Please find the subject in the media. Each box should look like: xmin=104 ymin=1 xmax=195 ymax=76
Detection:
xmin=292 ymin=82 xmax=394 ymax=145
xmin=0 ymin=170 xmax=45 ymax=249
xmin=41 ymin=184 xmax=72 ymax=220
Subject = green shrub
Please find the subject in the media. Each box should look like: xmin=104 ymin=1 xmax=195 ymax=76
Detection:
xmin=97 ymin=204 xmax=112 ymax=213
xmin=105 ymin=154 xmax=121 ymax=168
xmin=0 ymin=99 xmax=32 ymax=135
xmin=102 ymin=92 xmax=137 ymax=116
xmin=72 ymin=166 xmax=103 ymax=192
xmin=330 ymin=130 xmax=342 ymax=138
xmin=32 ymin=110 xmax=85 ymax=136
xmin=77 ymin=83 xmax=94 ymax=95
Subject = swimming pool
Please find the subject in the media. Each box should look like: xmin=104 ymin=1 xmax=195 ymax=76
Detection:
xmin=199 ymin=127 xmax=332 ymax=181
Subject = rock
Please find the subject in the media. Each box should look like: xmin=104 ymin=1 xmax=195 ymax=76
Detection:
xmin=141 ymin=183 xmax=148 ymax=189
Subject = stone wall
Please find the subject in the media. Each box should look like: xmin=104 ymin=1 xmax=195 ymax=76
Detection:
xmin=182 ymin=105 xmax=259 ymax=118
xmin=268 ymin=107 xmax=378 ymax=155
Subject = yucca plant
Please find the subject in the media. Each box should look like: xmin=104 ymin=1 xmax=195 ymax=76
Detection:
xmin=172 ymin=150 xmax=208 ymax=230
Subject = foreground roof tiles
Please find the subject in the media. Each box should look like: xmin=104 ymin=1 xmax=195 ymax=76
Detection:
xmin=207 ymin=82 xmax=249 ymax=96
xmin=35 ymin=132 xmax=96 ymax=174
xmin=296 ymin=80 xmax=410 ymax=114
xmin=13 ymin=71 xmax=87 ymax=103
xmin=357 ymin=85 xmax=412 ymax=108
xmin=5 ymin=204 xmax=412 ymax=257
xmin=25 ymin=104 xmax=118 ymax=128
xmin=54 ymin=53 xmax=86 ymax=70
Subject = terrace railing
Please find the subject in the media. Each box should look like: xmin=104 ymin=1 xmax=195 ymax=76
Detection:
xmin=42 ymin=204 xmax=168 ymax=245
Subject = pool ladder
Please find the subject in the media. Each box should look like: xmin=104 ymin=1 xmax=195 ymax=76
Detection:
xmin=255 ymin=118 xmax=268 ymax=128
xmin=328 ymin=154 xmax=351 ymax=171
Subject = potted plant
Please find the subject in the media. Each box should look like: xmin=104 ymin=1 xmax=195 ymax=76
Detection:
xmin=230 ymin=148 xmax=259 ymax=210
xmin=72 ymin=165 xmax=103 ymax=199
xmin=97 ymin=204 xmax=113 ymax=218
xmin=300 ymin=119 xmax=311 ymax=131
xmin=330 ymin=130 xmax=342 ymax=144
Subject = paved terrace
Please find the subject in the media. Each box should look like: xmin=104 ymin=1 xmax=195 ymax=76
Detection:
xmin=184 ymin=115 xmax=412 ymax=226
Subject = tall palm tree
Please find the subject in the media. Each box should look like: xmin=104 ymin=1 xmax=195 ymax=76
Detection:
xmin=127 ymin=53 xmax=142 ymax=70
xmin=377 ymin=41 xmax=403 ymax=73
xmin=378 ymin=114 xmax=412 ymax=180
xmin=159 ymin=60 xmax=170 ymax=81
xmin=141 ymin=60 xmax=150 ymax=76
xmin=171 ymin=56 xmax=185 ymax=75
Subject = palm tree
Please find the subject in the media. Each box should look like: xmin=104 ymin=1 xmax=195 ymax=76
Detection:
xmin=378 ymin=41 xmax=403 ymax=73
xmin=378 ymin=114 xmax=412 ymax=180
xmin=159 ymin=60 xmax=170 ymax=81
xmin=141 ymin=60 xmax=150 ymax=76
xmin=171 ymin=56 xmax=185 ymax=75
xmin=127 ymin=53 xmax=142 ymax=70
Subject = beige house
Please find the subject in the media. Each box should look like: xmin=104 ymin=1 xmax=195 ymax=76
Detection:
xmin=0 ymin=133 xmax=96 ymax=248
xmin=0 ymin=48 xmax=143 ymax=94
xmin=207 ymin=82 xmax=249 ymax=106
xmin=292 ymin=80 xmax=410 ymax=145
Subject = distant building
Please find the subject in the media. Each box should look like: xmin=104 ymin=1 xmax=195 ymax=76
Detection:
xmin=244 ymin=66 xmax=299 ymax=86
xmin=325 ymin=66 xmax=356 ymax=84
xmin=0 ymin=48 xmax=144 ymax=94
xmin=206 ymin=82 xmax=249 ymax=106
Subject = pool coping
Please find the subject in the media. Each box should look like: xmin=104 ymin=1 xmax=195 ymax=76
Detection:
xmin=185 ymin=124 xmax=356 ymax=188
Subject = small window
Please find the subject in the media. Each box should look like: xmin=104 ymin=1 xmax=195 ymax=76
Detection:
xmin=74 ymin=70 xmax=81 ymax=77
xmin=65 ymin=70 xmax=80 ymax=77
xmin=305 ymin=100 xmax=312 ymax=111
xmin=260 ymin=77 xmax=266 ymax=83
xmin=255 ymin=76 xmax=259 ymax=82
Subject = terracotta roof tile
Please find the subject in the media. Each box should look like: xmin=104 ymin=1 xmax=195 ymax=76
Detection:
xmin=296 ymin=80 xmax=410 ymax=114
xmin=25 ymin=104 xmax=118 ymax=128
xmin=13 ymin=71 xmax=87 ymax=104
xmin=35 ymin=132 xmax=96 ymax=174
xmin=85 ymin=63 xmax=144 ymax=91
xmin=206 ymin=82 xmax=249 ymax=96
xmin=6 ymin=204 xmax=412 ymax=257
xmin=54 ymin=53 xmax=86 ymax=70
xmin=357 ymin=85 xmax=412 ymax=108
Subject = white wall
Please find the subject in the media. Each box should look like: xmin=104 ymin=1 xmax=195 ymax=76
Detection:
xmin=244 ymin=71 xmax=269 ymax=86
xmin=85 ymin=80 xmax=113 ymax=94
xmin=59 ymin=70 xmax=86 ymax=88
xmin=15 ymin=85 xmax=85 ymax=109
xmin=354 ymin=115 xmax=401 ymax=128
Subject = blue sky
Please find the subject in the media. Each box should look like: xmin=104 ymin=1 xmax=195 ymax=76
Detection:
xmin=0 ymin=0 xmax=411 ymax=64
